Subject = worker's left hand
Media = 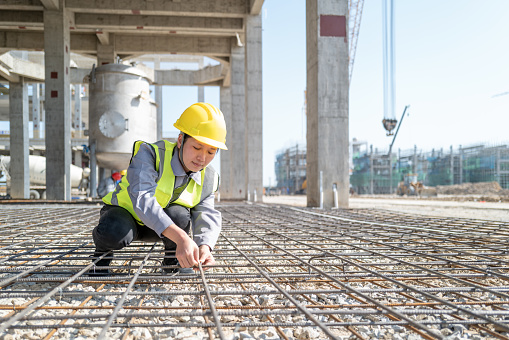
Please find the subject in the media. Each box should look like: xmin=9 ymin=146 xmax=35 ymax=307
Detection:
xmin=197 ymin=245 xmax=215 ymax=270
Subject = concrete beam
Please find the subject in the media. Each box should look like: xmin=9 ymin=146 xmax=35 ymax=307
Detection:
xmin=0 ymin=52 xmax=45 ymax=81
xmin=75 ymin=13 xmax=243 ymax=34
xmin=194 ymin=64 xmax=224 ymax=84
xmin=95 ymin=31 xmax=109 ymax=45
xmin=40 ymin=0 xmax=59 ymax=10
xmin=65 ymin=0 xmax=249 ymax=18
xmin=0 ymin=31 xmax=232 ymax=56
xmin=70 ymin=68 xmax=91 ymax=84
xmin=0 ymin=63 xmax=19 ymax=82
xmin=249 ymin=0 xmax=264 ymax=15
xmin=0 ymin=10 xmax=43 ymax=27
xmin=71 ymin=34 xmax=98 ymax=53
xmin=0 ymin=31 xmax=45 ymax=50
xmin=0 ymin=1 xmax=43 ymax=11
xmin=154 ymin=64 xmax=223 ymax=86
xmin=115 ymin=34 xmax=231 ymax=56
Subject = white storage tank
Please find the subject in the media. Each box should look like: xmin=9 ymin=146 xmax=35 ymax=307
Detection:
xmin=89 ymin=64 xmax=157 ymax=170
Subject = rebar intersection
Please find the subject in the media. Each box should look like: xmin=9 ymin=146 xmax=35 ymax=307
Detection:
xmin=0 ymin=203 xmax=508 ymax=339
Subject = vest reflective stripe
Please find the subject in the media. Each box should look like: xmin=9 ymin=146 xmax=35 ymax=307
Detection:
xmin=102 ymin=140 xmax=218 ymax=224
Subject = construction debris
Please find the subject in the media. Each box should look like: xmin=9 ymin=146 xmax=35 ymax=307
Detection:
xmin=436 ymin=181 xmax=508 ymax=195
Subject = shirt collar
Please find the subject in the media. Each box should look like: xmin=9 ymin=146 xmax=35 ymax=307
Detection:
xmin=171 ymin=147 xmax=202 ymax=185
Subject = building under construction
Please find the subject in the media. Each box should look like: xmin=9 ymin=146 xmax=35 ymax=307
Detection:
xmin=274 ymin=144 xmax=307 ymax=194
xmin=351 ymin=142 xmax=509 ymax=194
xmin=274 ymin=141 xmax=509 ymax=195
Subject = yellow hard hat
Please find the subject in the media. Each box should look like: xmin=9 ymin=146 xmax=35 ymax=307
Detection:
xmin=120 ymin=170 xmax=127 ymax=176
xmin=173 ymin=103 xmax=228 ymax=150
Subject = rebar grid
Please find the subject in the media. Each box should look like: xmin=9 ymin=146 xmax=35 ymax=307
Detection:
xmin=0 ymin=203 xmax=508 ymax=339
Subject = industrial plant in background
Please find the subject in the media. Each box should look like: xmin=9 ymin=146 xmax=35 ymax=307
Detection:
xmin=274 ymin=141 xmax=509 ymax=196
xmin=0 ymin=62 xmax=158 ymax=199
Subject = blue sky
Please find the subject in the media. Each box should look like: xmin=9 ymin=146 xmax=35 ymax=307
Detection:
xmin=259 ymin=0 xmax=509 ymax=186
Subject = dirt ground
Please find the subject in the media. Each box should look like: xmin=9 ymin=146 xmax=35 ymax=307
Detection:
xmin=262 ymin=194 xmax=509 ymax=222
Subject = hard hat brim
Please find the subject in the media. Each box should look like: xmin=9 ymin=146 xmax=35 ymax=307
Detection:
xmin=193 ymin=135 xmax=228 ymax=150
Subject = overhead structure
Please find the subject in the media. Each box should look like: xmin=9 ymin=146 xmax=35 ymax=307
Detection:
xmin=0 ymin=0 xmax=264 ymax=201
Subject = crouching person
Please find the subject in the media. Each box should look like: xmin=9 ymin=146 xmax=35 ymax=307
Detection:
xmin=90 ymin=103 xmax=227 ymax=275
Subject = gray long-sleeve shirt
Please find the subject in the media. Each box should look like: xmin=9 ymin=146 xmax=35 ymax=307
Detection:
xmin=126 ymin=142 xmax=221 ymax=249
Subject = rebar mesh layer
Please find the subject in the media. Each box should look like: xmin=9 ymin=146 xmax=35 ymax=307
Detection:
xmin=0 ymin=203 xmax=508 ymax=340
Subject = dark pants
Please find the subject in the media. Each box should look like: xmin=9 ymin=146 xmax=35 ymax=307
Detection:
xmin=92 ymin=204 xmax=191 ymax=262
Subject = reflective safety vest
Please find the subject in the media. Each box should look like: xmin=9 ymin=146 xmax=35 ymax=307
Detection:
xmin=102 ymin=140 xmax=220 ymax=224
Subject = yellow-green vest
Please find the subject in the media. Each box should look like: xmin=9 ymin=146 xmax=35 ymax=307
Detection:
xmin=103 ymin=140 xmax=219 ymax=224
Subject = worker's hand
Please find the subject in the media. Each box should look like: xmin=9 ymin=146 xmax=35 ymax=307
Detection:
xmin=198 ymin=245 xmax=215 ymax=270
xmin=175 ymin=237 xmax=199 ymax=268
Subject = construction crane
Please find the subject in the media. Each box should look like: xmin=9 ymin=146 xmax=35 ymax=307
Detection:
xmin=381 ymin=0 xmax=397 ymax=136
xmin=348 ymin=0 xmax=365 ymax=83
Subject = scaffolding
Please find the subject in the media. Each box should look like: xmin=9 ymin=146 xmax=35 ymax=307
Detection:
xmin=351 ymin=142 xmax=509 ymax=194
xmin=274 ymin=144 xmax=307 ymax=194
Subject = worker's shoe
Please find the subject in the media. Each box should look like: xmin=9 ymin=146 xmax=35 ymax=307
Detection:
xmin=87 ymin=255 xmax=112 ymax=276
xmin=161 ymin=258 xmax=194 ymax=275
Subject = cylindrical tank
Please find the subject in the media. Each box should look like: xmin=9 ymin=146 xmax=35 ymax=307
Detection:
xmin=89 ymin=64 xmax=157 ymax=170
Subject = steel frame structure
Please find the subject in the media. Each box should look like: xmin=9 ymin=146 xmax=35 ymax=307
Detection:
xmin=0 ymin=203 xmax=508 ymax=339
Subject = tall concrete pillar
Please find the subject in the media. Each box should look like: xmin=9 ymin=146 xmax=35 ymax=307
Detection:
xmin=306 ymin=0 xmax=349 ymax=208
xmin=245 ymin=14 xmax=263 ymax=202
xmin=74 ymin=84 xmax=82 ymax=137
xmin=74 ymin=148 xmax=82 ymax=168
xmin=230 ymin=41 xmax=247 ymax=199
xmin=154 ymin=59 xmax=163 ymax=140
xmin=198 ymin=58 xmax=205 ymax=102
xmin=97 ymin=33 xmax=116 ymax=66
xmin=219 ymin=86 xmax=232 ymax=197
xmin=44 ymin=7 xmax=72 ymax=200
xmin=9 ymin=78 xmax=29 ymax=199
xmin=198 ymin=87 xmax=205 ymax=102
xmin=32 ymin=83 xmax=41 ymax=139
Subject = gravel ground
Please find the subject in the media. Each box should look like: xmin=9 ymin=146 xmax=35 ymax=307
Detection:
xmin=262 ymin=195 xmax=509 ymax=222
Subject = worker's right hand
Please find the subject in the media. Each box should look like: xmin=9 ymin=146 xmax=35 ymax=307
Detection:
xmin=175 ymin=237 xmax=199 ymax=268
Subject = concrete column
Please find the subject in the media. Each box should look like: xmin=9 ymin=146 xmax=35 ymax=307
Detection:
xmin=198 ymin=58 xmax=205 ymax=102
xmin=230 ymin=40 xmax=247 ymax=199
xmin=40 ymin=84 xmax=46 ymax=138
xmin=44 ymin=7 xmax=72 ymax=200
xmin=74 ymin=148 xmax=82 ymax=168
xmin=306 ymin=0 xmax=349 ymax=208
xmin=219 ymin=86 xmax=232 ymax=197
xmin=32 ymin=83 xmax=41 ymax=139
xmin=154 ymin=59 xmax=163 ymax=140
xmin=97 ymin=33 xmax=116 ymax=66
xmin=245 ymin=14 xmax=263 ymax=202
xmin=9 ymin=78 xmax=29 ymax=199
xmin=74 ymin=84 xmax=82 ymax=137
xmin=90 ymin=139 xmax=97 ymax=197
xmin=197 ymin=87 xmax=205 ymax=102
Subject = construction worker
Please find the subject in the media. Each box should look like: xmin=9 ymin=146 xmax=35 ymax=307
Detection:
xmin=97 ymin=171 xmax=122 ymax=198
xmin=91 ymin=103 xmax=227 ymax=275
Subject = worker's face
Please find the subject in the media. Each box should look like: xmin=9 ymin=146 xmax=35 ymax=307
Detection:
xmin=177 ymin=135 xmax=217 ymax=172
